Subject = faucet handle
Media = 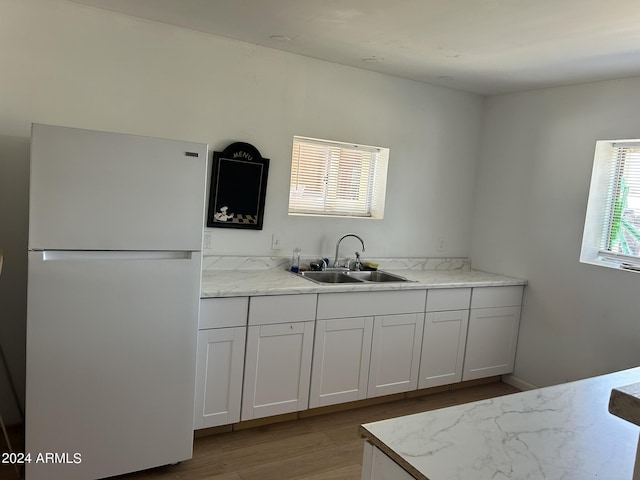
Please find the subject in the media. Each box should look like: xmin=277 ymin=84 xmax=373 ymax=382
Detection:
xmin=349 ymin=251 xmax=363 ymax=271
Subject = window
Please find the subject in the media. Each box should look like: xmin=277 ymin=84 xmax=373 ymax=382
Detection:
xmin=288 ymin=136 xmax=389 ymax=219
xmin=581 ymin=139 xmax=640 ymax=270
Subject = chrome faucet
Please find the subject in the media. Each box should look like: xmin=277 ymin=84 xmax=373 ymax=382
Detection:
xmin=334 ymin=233 xmax=365 ymax=268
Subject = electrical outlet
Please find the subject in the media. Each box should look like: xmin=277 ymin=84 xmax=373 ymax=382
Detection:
xmin=203 ymin=232 xmax=212 ymax=250
xmin=437 ymin=236 xmax=447 ymax=252
xmin=271 ymin=233 xmax=282 ymax=250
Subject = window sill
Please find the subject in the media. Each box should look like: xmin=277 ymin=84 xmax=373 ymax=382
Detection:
xmin=580 ymin=256 xmax=640 ymax=274
xmin=288 ymin=212 xmax=383 ymax=220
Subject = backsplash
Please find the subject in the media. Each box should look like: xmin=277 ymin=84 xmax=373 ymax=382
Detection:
xmin=201 ymin=255 xmax=471 ymax=272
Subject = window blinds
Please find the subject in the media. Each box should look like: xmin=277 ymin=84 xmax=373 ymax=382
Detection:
xmin=289 ymin=136 xmax=384 ymax=217
xmin=600 ymin=142 xmax=640 ymax=260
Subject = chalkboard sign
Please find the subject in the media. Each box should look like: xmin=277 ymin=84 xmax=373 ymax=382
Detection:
xmin=207 ymin=142 xmax=269 ymax=230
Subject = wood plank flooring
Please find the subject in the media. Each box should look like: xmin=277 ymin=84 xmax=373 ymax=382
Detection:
xmin=117 ymin=380 xmax=518 ymax=480
xmin=0 ymin=380 xmax=519 ymax=480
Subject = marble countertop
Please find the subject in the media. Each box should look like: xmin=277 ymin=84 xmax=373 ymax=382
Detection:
xmin=200 ymin=266 xmax=526 ymax=298
xmin=610 ymin=381 xmax=640 ymax=427
xmin=360 ymin=367 xmax=640 ymax=480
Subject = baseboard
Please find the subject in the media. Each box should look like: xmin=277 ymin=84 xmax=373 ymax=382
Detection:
xmin=300 ymin=393 xmax=406 ymax=418
xmin=502 ymin=374 xmax=538 ymax=391
xmin=195 ymin=376 xmax=519 ymax=438
xmin=233 ymin=412 xmax=298 ymax=431
xmin=451 ymin=375 xmax=501 ymax=390
xmin=194 ymin=424 xmax=232 ymax=438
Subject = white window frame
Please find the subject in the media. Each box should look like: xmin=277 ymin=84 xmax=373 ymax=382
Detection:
xmin=580 ymin=139 xmax=640 ymax=272
xmin=288 ymin=136 xmax=389 ymax=219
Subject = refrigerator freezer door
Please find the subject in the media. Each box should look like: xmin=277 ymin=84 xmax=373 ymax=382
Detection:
xmin=29 ymin=124 xmax=207 ymax=251
xmin=25 ymin=251 xmax=201 ymax=480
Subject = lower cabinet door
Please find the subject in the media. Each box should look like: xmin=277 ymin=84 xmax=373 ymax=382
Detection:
xmin=368 ymin=313 xmax=424 ymax=398
xmin=241 ymin=321 xmax=314 ymax=420
xmin=418 ymin=310 xmax=469 ymax=389
xmin=194 ymin=327 xmax=246 ymax=429
xmin=309 ymin=316 xmax=374 ymax=408
xmin=463 ymin=306 xmax=521 ymax=381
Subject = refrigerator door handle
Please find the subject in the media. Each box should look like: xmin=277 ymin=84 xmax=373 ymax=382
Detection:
xmin=37 ymin=250 xmax=194 ymax=262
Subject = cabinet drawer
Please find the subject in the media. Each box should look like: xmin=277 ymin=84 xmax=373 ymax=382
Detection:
xmin=426 ymin=288 xmax=471 ymax=312
xmin=317 ymin=290 xmax=426 ymax=320
xmin=199 ymin=297 xmax=248 ymax=329
xmin=248 ymin=294 xmax=317 ymax=325
xmin=471 ymin=286 xmax=523 ymax=309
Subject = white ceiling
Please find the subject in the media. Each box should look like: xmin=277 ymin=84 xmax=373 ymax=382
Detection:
xmin=68 ymin=0 xmax=640 ymax=95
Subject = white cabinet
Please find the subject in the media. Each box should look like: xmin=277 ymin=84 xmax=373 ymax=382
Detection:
xmin=241 ymin=294 xmax=316 ymax=420
xmin=368 ymin=313 xmax=424 ymax=398
xmin=193 ymin=327 xmax=246 ymax=429
xmin=310 ymin=316 xmax=374 ymax=407
xmin=419 ymin=288 xmax=470 ymax=389
xmin=195 ymin=283 xmax=525 ymax=425
xmin=194 ymin=297 xmax=248 ymax=429
xmin=316 ymin=290 xmax=425 ymax=320
xmin=311 ymin=290 xmax=426 ymax=407
xmin=463 ymin=286 xmax=523 ymax=381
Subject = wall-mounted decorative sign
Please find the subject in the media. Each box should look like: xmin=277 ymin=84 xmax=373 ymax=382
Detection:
xmin=207 ymin=142 xmax=269 ymax=230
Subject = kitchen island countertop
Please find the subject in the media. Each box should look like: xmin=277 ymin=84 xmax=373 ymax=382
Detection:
xmin=360 ymin=367 xmax=640 ymax=480
xmin=610 ymin=381 xmax=640 ymax=427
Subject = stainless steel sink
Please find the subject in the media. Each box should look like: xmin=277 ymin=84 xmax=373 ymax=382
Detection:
xmin=298 ymin=271 xmax=363 ymax=284
xmin=297 ymin=269 xmax=413 ymax=284
xmin=344 ymin=270 xmax=411 ymax=282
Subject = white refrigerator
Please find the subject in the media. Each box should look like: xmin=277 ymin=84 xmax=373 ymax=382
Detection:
xmin=25 ymin=124 xmax=207 ymax=480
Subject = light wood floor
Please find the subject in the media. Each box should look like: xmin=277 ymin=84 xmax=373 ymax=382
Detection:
xmin=0 ymin=380 xmax=518 ymax=480
xmin=119 ymin=380 xmax=517 ymax=480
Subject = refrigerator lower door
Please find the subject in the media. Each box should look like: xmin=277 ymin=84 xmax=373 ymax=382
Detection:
xmin=25 ymin=250 xmax=201 ymax=480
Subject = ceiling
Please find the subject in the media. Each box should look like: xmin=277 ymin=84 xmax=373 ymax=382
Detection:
xmin=68 ymin=0 xmax=640 ymax=95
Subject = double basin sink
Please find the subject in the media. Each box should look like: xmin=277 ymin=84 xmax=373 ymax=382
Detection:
xmin=297 ymin=269 xmax=413 ymax=284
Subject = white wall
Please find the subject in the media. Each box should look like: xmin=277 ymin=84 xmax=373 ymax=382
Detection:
xmin=471 ymin=78 xmax=640 ymax=388
xmin=0 ymin=0 xmax=484 ymax=424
